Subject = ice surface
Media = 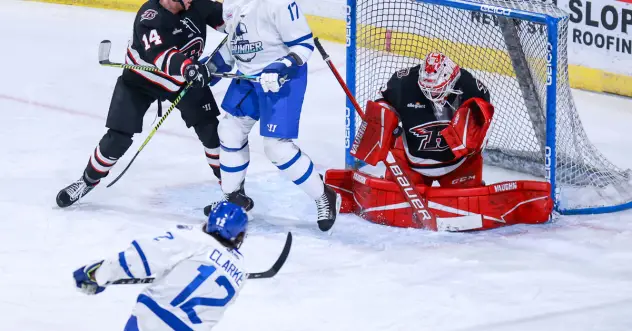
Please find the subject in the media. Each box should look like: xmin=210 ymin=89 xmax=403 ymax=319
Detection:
xmin=1 ymin=1 xmax=632 ymax=330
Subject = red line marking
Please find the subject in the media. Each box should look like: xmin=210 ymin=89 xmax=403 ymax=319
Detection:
xmin=0 ymin=93 xmax=193 ymax=140
xmin=617 ymin=0 xmax=632 ymax=4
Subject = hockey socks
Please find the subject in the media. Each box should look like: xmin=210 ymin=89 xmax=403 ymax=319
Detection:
xmin=220 ymin=141 xmax=250 ymax=194
xmin=205 ymin=147 xmax=221 ymax=179
xmin=84 ymin=129 xmax=133 ymax=182
xmin=264 ymin=138 xmax=324 ymax=200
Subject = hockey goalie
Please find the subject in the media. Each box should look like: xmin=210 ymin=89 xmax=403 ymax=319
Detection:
xmin=325 ymin=52 xmax=553 ymax=231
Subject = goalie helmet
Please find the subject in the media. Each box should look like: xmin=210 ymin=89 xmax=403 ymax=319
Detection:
xmin=418 ymin=52 xmax=462 ymax=104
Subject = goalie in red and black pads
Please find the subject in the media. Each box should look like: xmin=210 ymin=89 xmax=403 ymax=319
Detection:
xmin=56 ymin=0 xmax=228 ymax=208
xmin=325 ymin=52 xmax=553 ymax=231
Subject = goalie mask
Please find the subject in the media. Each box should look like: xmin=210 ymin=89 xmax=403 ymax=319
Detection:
xmin=418 ymin=52 xmax=462 ymax=104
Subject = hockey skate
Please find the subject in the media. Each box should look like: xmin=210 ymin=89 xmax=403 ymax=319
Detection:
xmin=56 ymin=177 xmax=97 ymax=208
xmin=316 ymin=185 xmax=341 ymax=232
xmin=204 ymin=182 xmax=254 ymax=217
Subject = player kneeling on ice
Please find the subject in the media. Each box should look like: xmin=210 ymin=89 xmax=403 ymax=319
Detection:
xmin=201 ymin=0 xmax=341 ymax=231
xmin=73 ymin=201 xmax=249 ymax=330
xmin=325 ymin=52 xmax=553 ymax=231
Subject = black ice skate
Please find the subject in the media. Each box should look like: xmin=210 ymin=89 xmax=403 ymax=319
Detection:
xmin=316 ymin=185 xmax=341 ymax=232
xmin=204 ymin=182 xmax=254 ymax=216
xmin=56 ymin=177 xmax=97 ymax=208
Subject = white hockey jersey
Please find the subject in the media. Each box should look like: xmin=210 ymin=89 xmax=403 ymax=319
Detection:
xmin=94 ymin=225 xmax=246 ymax=331
xmin=220 ymin=0 xmax=315 ymax=75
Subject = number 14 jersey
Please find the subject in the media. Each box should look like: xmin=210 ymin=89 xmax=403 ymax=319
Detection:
xmin=125 ymin=0 xmax=224 ymax=93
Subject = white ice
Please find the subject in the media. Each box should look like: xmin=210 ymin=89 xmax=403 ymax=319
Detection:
xmin=1 ymin=1 xmax=632 ymax=330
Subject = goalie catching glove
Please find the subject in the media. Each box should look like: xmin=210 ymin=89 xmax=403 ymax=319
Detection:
xmin=441 ymin=97 xmax=494 ymax=158
xmin=350 ymin=100 xmax=401 ymax=166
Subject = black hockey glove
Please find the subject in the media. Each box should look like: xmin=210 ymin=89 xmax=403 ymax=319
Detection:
xmin=183 ymin=61 xmax=214 ymax=88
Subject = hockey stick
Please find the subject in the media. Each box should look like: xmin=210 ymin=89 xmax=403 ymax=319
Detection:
xmin=313 ymin=37 xmax=437 ymax=230
xmin=98 ymin=40 xmax=260 ymax=82
xmin=105 ymin=37 xmax=227 ymax=188
xmin=108 ymin=232 xmax=293 ymax=285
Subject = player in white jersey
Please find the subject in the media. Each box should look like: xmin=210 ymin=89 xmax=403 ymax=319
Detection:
xmin=202 ymin=0 xmax=341 ymax=232
xmin=73 ymin=202 xmax=249 ymax=330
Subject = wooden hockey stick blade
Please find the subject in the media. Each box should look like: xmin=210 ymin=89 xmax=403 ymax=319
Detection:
xmin=109 ymin=232 xmax=292 ymax=285
xmin=98 ymin=40 xmax=112 ymax=65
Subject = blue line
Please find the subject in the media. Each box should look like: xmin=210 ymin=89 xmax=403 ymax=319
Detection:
xmin=119 ymin=252 xmax=134 ymax=278
xmin=220 ymin=141 xmax=248 ymax=152
xmin=132 ymin=241 xmax=151 ymax=277
xmin=137 ymin=294 xmax=193 ymax=331
xmin=220 ymin=161 xmax=250 ymax=173
xmin=277 ymin=150 xmax=301 ymax=170
xmin=293 ymin=162 xmax=313 ymax=185
xmin=284 ymin=33 xmax=313 ymax=47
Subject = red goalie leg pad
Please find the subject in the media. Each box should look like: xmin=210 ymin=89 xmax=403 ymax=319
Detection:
xmin=349 ymin=172 xmax=552 ymax=231
xmin=349 ymin=101 xmax=400 ymax=166
xmin=324 ymin=169 xmax=356 ymax=213
xmin=351 ymin=172 xmax=430 ymax=228
xmin=427 ymin=181 xmax=553 ymax=230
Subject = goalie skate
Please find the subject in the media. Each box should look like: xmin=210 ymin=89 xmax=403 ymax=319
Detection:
xmin=56 ymin=177 xmax=97 ymax=208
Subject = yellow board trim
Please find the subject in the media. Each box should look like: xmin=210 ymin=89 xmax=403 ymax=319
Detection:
xmin=31 ymin=0 xmax=144 ymax=11
xmin=305 ymin=15 xmax=632 ymax=97
xmin=30 ymin=0 xmax=632 ymax=97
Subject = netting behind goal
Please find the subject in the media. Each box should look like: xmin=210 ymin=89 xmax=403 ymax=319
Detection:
xmin=345 ymin=0 xmax=632 ymax=214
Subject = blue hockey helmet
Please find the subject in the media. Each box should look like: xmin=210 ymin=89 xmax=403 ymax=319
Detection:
xmin=206 ymin=201 xmax=248 ymax=248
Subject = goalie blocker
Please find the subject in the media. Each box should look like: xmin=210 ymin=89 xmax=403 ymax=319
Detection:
xmin=327 ymin=100 xmax=553 ymax=231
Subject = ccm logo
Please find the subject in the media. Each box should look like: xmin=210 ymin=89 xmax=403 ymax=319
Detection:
xmin=451 ymin=175 xmax=475 ymax=185
xmin=388 ymin=164 xmax=433 ymax=221
xmin=481 ymin=5 xmax=512 ymax=16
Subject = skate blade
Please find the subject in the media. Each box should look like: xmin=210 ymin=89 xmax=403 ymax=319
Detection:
xmin=327 ymin=193 xmax=342 ymax=237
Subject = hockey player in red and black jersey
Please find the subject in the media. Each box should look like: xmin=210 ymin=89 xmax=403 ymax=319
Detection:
xmin=325 ymin=52 xmax=553 ymax=231
xmin=57 ymin=0 xmax=228 ymax=207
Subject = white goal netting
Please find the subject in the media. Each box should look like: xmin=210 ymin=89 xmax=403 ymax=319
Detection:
xmin=347 ymin=0 xmax=632 ymax=213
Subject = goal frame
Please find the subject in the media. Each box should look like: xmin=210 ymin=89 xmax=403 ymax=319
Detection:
xmin=345 ymin=0 xmax=632 ymax=215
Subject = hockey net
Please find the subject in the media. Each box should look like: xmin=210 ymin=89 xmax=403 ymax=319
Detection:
xmin=347 ymin=0 xmax=632 ymax=213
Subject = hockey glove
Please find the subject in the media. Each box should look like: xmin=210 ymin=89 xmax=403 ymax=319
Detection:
xmin=441 ymin=97 xmax=494 ymax=158
xmin=200 ymin=53 xmax=232 ymax=87
xmin=73 ymin=261 xmax=106 ymax=295
xmin=183 ymin=60 xmax=213 ymax=88
xmin=350 ymin=101 xmax=400 ymax=166
xmin=260 ymin=53 xmax=301 ymax=93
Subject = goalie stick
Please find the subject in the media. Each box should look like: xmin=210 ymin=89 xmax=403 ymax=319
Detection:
xmin=104 ymin=36 xmax=227 ymax=188
xmin=97 ymin=40 xmax=260 ymax=83
xmin=313 ymin=37 xmax=438 ymax=230
xmin=108 ymin=232 xmax=293 ymax=285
